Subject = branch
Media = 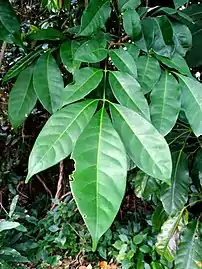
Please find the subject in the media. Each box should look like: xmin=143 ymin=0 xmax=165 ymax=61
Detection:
xmin=36 ymin=175 xmax=53 ymax=198
xmin=0 ymin=41 xmax=7 ymax=68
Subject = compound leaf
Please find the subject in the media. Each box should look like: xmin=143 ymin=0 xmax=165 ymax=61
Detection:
xmin=110 ymin=104 xmax=172 ymax=182
xmin=71 ymin=108 xmax=127 ymax=250
xmin=26 ymin=100 xmax=98 ymax=182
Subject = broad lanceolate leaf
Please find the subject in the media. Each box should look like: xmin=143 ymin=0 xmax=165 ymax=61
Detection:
xmin=62 ymin=68 xmax=103 ymax=106
xmin=109 ymin=71 xmax=150 ymax=120
xmin=160 ymin=151 xmax=189 ymax=215
xmin=8 ymin=66 xmax=37 ymax=129
xmin=0 ymin=221 xmax=20 ymax=232
xmin=175 ymin=220 xmax=202 ymax=269
xmin=172 ymin=22 xmax=192 ymax=57
xmin=33 ymin=52 xmax=64 ymax=114
xmin=60 ymin=40 xmax=81 ymax=74
xmin=74 ymin=40 xmax=108 ymax=63
xmin=132 ymin=170 xmax=160 ymax=200
xmin=77 ymin=0 xmax=111 ymax=37
xmin=26 ymin=100 xmax=98 ymax=183
xmin=156 ymin=213 xmax=182 ymax=261
xmin=174 ymin=0 xmax=188 ymax=9
xmin=123 ymin=9 xmax=141 ymax=40
xmin=177 ymin=74 xmax=202 ymax=137
xmin=118 ymin=0 xmax=141 ymax=12
xmin=110 ymin=49 xmax=137 ymax=78
xmin=71 ymin=108 xmax=127 ymax=250
xmin=110 ymin=104 xmax=172 ymax=182
xmin=155 ymin=53 xmax=191 ymax=77
xmin=137 ymin=55 xmax=161 ymax=94
xmin=28 ymin=28 xmax=65 ymax=40
xmin=3 ymin=47 xmax=42 ymax=82
xmin=150 ymin=71 xmax=180 ymax=136
xmin=0 ymin=0 xmax=20 ymax=33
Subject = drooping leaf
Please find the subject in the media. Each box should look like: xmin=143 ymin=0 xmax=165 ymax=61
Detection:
xmin=109 ymin=49 xmax=137 ymax=78
xmin=137 ymin=55 xmax=161 ymax=94
xmin=62 ymin=68 xmax=103 ymax=106
xmin=173 ymin=0 xmax=188 ymax=9
xmin=152 ymin=204 xmax=168 ymax=233
xmin=177 ymin=74 xmax=202 ymax=137
xmin=175 ymin=220 xmax=202 ymax=269
xmin=71 ymin=108 xmax=127 ymax=250
xmin=26 ymin=100 xmax=98 ymax=183
xmin=160 ymin=151 xmax=189 ymax=215
xmin=118 ymin=0 xmax=141 ymax=12
xmin=109 ymin=71 xmax=150 ymax=120
xmin=3 ymin=47 xmax=42 ymax=82
xmin=110 ymin=104 xmax=172 ymax=182
xmin=172 ymin=22 xmax=192 ymax=57
xmin=0 ymin=221 xmax=20 ymax=232
xmin=150 ymin=71 xmax=180 ymax=136
xmin=155 ymin=53 xmax=191 ymax=77
xmin=0 ymin=0 xmax=20 ymax=33
xmin=132 ymin=170 xmax=160 ymax=200
xmin=74 ymin=39 xmax=108 ymax=63
xmin=186 ymin=20 xmax=202 ymax=68
xmin=60 ymin=40 xmax=81 ymax=74
xmin=33 ymin=52 xmax=64 ymax=114
xmin=77 ymin=0 xmax=111 ymax=37
xmin=156 ymin=214 xmax=182 ymax=261
xmin=123 ymin=9 xmax=141 ymax=40
xmin=124 ymin=43 xmax=140 ymax=60
xmin=28 ymin=28 xmax=65 ymax=40
xmin=8 ymin=66 xmax=37 ymax=129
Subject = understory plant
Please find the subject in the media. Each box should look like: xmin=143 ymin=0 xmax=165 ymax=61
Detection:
xmin=1 ymin=0 xmax=202 ymax=267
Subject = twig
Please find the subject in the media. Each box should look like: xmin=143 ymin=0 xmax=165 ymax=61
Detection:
xmin=0 ymin=41 xmax=7 ymax=68
xmin=36 ymin=175 xmax=53 ymax=198
xmin=17 ymin=181 xmax=29 ymax=199
xmin=51 ymin=161 xmax=64 ymax=210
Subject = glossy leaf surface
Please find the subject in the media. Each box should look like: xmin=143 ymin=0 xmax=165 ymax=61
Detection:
xmin=160 ymin=151 xmax=189 ymax=215
xmin=78 ymin=0 xmax=111 ymax=36
xmin=74 ymin=40 xmax=108 ymax=63
xmin=175 ymin=220 xmax=202 ymax=269
xmin=150 ymin=71 xmax=180 ymax=136
xmin=110 ymin=49 xmax=137 ymax=78
xmin=0 ymin=0 xmax=20 ymax=33
xmin=156 ymin=214 xmax=182 ymax=261
xmin=118 ymin=0 xmax=141 ymax=11
xmin=178 ymin=74 xmax=202 ymax=137
xmin=71 ymin=108 xmax=127 ymax=250
xmin=137 ymin=55 xmax=161 ymax=94
xmin=123 ymin=9 xmax=141 ymax=40
xmin=110 ymin=104 xmax=172 ymax=182
xmin=33 ymin=52 xmax=64 ymax=114
xmin=26 ymin=100 xmax=98 ymax=182
xmin=109 ymin=71 xmax=150 ymax=120
xmin=8 ymin=66 xmax=37 ymax=129
xmin=62 ymin=67 xmax=103 ymax=106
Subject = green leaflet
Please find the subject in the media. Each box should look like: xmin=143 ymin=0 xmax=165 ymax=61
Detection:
xmin=137 ymin=55 xmax=161 ymax=94
xmin=123 ymin=9 xmax=141 ymax=40
xmin=110 ymin=104 xmax=172 ymax=182
xmin=62 ymin=67 xmax=103 ymax=106
xmin=26 ymin=100 xmax=98 ymax=183
xmin=8 ymin=66 xmax=37 ymax=129
xmin=125 ymin=43 xmax=140 ymax=60
xmin=152 ymin=204 xmax=168 ymax=233
xmin=160 ymin=151 xmax=189 ymax=215
xmin=77 ymin=0 xmax=111 ymax=37
xmin=156 ymin=214 xmax=182 ymax=261
xmin=150 ymin=71 xmax=180 ymax=136
xmin=136 ymin=18 xmax=155 ymax=52
xmin=33 ymin=52 xmax=64 ymax=114
xmin=0 ymin=221 xmax=20 ymax=232
xmin=28 ymin=28 xmax=65 ymax=40
xmin=177 ymin=74 xmax=202 ymax=137
xmin=175 ymin=220 xmax=202 ymax=269
xmin=60 ymin=40 xmax=81 ymax=74
xmin=109 ymin=71 xmax=150 ymax=120
xmin=132 ymin=170 xmax=160 ymax=200
xmin=3 ymin=47 xmax=42 ymax=82
xmin=74 ymin=39 xmax=108 ymax=63
xmin=155 ymin=53 xmax=192 ymax=77
xmin=71 ymin=108 xmax=127 ymax=250
xmin=118 ymin=0 xmax=141 ymax=12
xmin=109 ymin=49 xmax=137 ymax=78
